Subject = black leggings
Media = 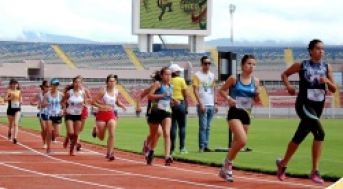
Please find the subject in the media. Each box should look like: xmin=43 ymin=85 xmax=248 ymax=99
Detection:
xmin=292 ymin=100 xmax=325 ymax=144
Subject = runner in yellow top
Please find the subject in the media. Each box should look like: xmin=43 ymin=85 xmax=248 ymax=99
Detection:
xmin=4 ymin=79 xmax=22 ymax=144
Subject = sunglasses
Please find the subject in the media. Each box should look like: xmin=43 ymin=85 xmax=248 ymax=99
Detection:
xmin=202 ymin=62 xmax=211 ymax=65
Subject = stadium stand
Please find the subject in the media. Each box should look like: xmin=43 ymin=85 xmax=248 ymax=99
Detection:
xmin=58 ymin=44 xmax=134 ymax=69
xmin=0 ymin=41 xmax=62 ymax=64
xmin=134 ymin=48 xmax=211 ymax=68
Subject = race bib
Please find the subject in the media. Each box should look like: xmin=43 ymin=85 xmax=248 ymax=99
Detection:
xmin=158 ymin=99 xmax=170 ymax=111
xmin=11 ymin=102 xmax=20 ymax=109
xmin=307 ymin=89 xmax=325 ymax=102
xmin=236 ymin=97 xmax=252 ymax=109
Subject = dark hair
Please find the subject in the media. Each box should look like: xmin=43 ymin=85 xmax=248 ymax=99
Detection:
xmin=106 ymin=74 xmax=118 ymax=83
xmin=40 ymin=80 xmax=49 ymax=90
xmin=308 ymin=39 xmax=323 ymax=53
xmin=200 ymin=55 xmax=209 ymax=64
xmin=151 ymin=70 xmax=162 ymax=81
xmin=241 ymin=54 xmax=256 ymax=65
xmin=65 ymin=76 xmax=83 ymax=92
xmin=9 ymin=79 xmax=20 ymax=90
xmin=160 ymin=67 xmax=170 ymax=76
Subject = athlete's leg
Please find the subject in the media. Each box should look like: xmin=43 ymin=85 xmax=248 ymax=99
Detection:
xmin=226 ymin=119 xmax=247 ymax=161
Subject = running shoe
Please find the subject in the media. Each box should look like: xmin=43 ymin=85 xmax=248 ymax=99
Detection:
xmin=43 ymin=144 xmax=47 ymax=149
xmin=142 ymin=140 xmax=149 ymax=157
xmin=108 ymin=152 xmax=115 ymax=161
xmin=276 ymin=159 xmax=287 ymax=181
xmin=91 ymin=127 xmax=97 ymax=138
xmin=12 ymin=138 xmax=17 ymax=144
xmin=219 ymin=160 xmax=233 ymax=182
xmin=219 ymin=167 xmax=234 ymax=182
xmin=146 ymin=150 xmax=154 ymax=165
xmin=204 ymin=147 xmax=212 ymax=152
xmin=165 ymin=156 xmax=173 ymax=166
xmin=310 ymin=170 xmax=324 ymax=184
xmin=76 ymin=144 xmax=82 ymax=151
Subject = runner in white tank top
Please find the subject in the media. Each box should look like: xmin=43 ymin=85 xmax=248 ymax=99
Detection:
xmin=75 ymin=76 xmax=92 ymax=152
xmin=93 ymin=74 xmax=126 ymax=161
xmin=62 ymin=76 xmax=85 ymax=156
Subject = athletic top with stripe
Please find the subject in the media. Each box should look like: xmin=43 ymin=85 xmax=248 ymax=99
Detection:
xmin=151 ymin=84 xmax=173 ymax=112
xmin=298 ymin=60 xmax=328 ymax=103
xmin=47 ymin=91 xmax=62 ymax=117
xmin=102 ymin=89 xmax=118 ymax=110
xmin=66 ymin=89 xmax=84 ymax=115
xmin=230 ymin=74 xmax=257 ymax=109
xmin=38 ymin=92 xmax=48 ymax=115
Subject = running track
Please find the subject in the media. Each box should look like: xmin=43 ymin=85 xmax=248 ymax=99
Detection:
xmin=0 ymin=126 xmax=332 ymax=189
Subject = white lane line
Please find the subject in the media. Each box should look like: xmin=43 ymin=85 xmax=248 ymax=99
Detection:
xmin=0 ymin=173 xmax=127 ymax=178
xmin=13 ymin=129 xmax=326 ymax=189
xmin=0 ymin=151 xmax=99 ymax=156
xmin=0 ymin=134 xmax=234 ymax=189
xmin=0 ymin=163 xmax=123 ymax=189
xmin=72 ymin=143 xmax=324 ymax=189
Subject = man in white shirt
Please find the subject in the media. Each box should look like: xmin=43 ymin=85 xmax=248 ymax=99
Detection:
xmin=192 ymin=56 xmax=218 ymax=152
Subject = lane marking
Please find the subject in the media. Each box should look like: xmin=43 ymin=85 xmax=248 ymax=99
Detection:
xmin=5 ymin=128 xmax=328 ymax=189
xmin=0 ymin=163 xmax=123 ymax=189
xmin=1 ymin=136 xmax=235 ymax=189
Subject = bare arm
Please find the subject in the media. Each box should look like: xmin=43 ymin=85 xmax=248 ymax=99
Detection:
xmin=219 ymin=76 xmax=236 ymax=107
xmin=116 ymin=98 xmax=126 ymax=111
xmin=84 ymin=88 xmax=92 ymax=105
xmin=281 ymin=63 xmax=301 ymax=95
xmin=147 ymin=82 xmax=165 ymax=101
xmin=322 ymin=64 xmax=336 ymax=93
xmin=41 ymin=94 xmax=49 ymax=108
xmin=61 ymin=91 xmax=69 ymax=109
xmin=4 ymin=89 xmax=11 ymax=101
xmin=19 ymin=91 xmax=23 ymax=104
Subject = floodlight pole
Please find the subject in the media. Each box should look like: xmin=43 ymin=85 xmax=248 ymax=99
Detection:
xmin=229 ymin=4 xmax=236 ymax=44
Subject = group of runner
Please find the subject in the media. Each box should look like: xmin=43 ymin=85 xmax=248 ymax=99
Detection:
xmin=6 ymin=74 xmax=126 ymax=160
xmin=3 ymin=39 xmax=335 ymax=184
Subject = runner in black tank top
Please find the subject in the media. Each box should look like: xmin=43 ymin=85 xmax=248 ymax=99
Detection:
xmin=276 ymin=39 xmax=337 ymax=184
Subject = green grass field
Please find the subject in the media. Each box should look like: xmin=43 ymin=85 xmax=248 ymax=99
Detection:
xmin=2 ymin=116 xmax=342 ymax=181
xmin=140 ymin=0 xmax=206 ymax=30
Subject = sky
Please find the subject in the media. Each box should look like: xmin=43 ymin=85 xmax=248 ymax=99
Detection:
xmin=0 ymin=0 xmax=342 ymax=44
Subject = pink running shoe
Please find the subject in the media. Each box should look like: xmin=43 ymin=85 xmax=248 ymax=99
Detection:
xmin=276 ymin=159 xmax=286 ymax=181
xmin=310 ymin=170 xmax=324 ymax=184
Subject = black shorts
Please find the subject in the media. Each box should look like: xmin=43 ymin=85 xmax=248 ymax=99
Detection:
xmin=147 ymin=109 xmax=171 ymax=124
xmin=37 ymin=113 xmax=49 ymax=121
xmin=295 ymin=98 xmax=324 ymax=120
xmin=7 ymin=108 xmax=21 ymax=116
xmin=227 ymin=107 xmax=251 ymax=125
xmin=49 ymin=116 xmax=62 ymax=124
xmin=65 ymin=114 xmax=82 ymax=122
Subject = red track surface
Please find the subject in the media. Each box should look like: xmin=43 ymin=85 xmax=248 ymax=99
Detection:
xmin=0 ymin=126 xmax=332 ymax=189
